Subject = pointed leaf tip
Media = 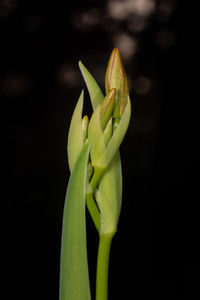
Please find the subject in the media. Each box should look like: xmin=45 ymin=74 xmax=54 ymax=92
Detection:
xmin=79 ymin=61 xmax=104 ymax=110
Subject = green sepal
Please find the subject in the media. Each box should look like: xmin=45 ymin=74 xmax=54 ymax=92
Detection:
xmin=79 ymin=61 xmax=104 ymax=110
xmin=59 ymin=143 xmax=91 ymax=300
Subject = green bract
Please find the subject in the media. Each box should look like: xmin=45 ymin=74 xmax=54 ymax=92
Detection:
xmin=67 ymin=90 xmax=86 ymax=172
xmin=79 ymin=61 xmax=104 ymax=110
xmin=60 ymin=49 xmax=131 ymax=300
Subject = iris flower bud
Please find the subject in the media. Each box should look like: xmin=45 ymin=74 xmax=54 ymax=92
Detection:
xmin=100 ymin=88 xmax=116 ymax=130
xmin=105 ymin=48 xmax=129 ymax=119
xmin=88 ymin=89 xmax=116 ymax=169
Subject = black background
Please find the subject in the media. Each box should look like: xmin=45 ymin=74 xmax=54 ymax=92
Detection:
xmin=1 ymin=0 xmax=199 ymax=299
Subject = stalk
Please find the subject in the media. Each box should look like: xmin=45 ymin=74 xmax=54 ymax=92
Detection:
xmin=86 ymin=192 xmax=100 ymax=231
xmin=96 ymin=232 xmax=115 ymax=300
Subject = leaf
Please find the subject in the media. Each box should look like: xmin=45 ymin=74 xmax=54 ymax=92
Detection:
xmin=67 ymin=90 xmax=85 ymax=172
xmin=59 ymin=143 xmax=91 ymax=300
xmin=79 ymin=61 xmax=104 ymax=110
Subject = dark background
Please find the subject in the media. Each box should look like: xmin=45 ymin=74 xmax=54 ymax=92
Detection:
xmin=1 ymin=0 xmax=199 ymax=299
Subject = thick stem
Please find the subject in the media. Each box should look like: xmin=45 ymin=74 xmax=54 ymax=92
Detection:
xmin=96 ymin=232 xmax=115 ymax=300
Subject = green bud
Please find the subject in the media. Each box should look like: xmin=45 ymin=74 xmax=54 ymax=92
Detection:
xmin=105 ymin=48 xmax=129 ymax=119
xmin=88 ymin=95 xmax=131 ymax=191
xmin=100 ymin=88 xmax=116 ymax=130
xmin=97 ymin=96 xmax=131 ymax=169
xmin=88 ymin=89 xmax=116 ymax=168
xmin=103 ymin=118 xmax=113 ymax=146
xmin=82 ymin=115 xmax=89 ymax=143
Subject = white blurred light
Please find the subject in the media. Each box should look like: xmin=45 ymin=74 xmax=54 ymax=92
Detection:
xmin=108 ymin=0 xmax=155 ymax=20
xmin=113 ymin=33 xmax=138 ymax=60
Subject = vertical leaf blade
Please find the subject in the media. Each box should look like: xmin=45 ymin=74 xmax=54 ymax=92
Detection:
xmin=60 ymin=143 xmax=91 ymax=300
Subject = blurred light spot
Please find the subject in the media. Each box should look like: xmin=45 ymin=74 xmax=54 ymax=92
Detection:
xmin=113 ymin=33 xmax=138 ymax=60
xmin=156 ymin=0 xmax=177 ymax=22
xmin=127 ymin=15 xmax=148 ymax=32
xmin=1 ymin=73 xmax=30 ymax=96
xmin=0 ymin=0 xmax=17 ymax=18
xmin=23 ymin=15 xmax=42 ymax=32
xmin=70 ymin=9 xmax=101 ymax=30
xmin=108 ymin=0 xmax=155 ymax=20
xmin=155 ymin=29 xmax=176 ymax=48
xmin=58 ymin=65 xmax=79 ymax=88
xmin=133 ymin=76 xmax=151 ymax=95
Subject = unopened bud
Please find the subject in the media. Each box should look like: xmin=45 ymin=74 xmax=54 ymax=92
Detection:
xmin=82 ymin=115 xmax=89 ymax=143
xmin=100 ymin=88 xmax=116 ymax=130
xmin=105 ymin=48 xmax=129 ymax=119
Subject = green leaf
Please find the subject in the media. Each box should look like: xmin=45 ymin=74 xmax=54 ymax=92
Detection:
xmin=79 ymin=61 xmax=104 ymax=110
xmin=59 ymin=143 xmax=91 ymax=300
xmin=67 ymin=90 xmax=85 ymax=172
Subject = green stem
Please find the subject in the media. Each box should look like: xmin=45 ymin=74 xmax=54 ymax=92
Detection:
xmin=86 ymin=192 xmax=100 ymax=231
xmin=90 ymin=167 xmax=105 ymax=191
xmin=96 ymin=232 xmax=115 ymax=300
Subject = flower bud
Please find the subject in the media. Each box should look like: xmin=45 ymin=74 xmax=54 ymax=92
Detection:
xmin=82 ymin=115 xmax=89 ymax=143
xmin=100 ymin=88 xmax=116 ymax=130
xmin=105 ymin=48 xmax=129 ymax=119
xmin=87 ymin=89 xmax=116 ymax=169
